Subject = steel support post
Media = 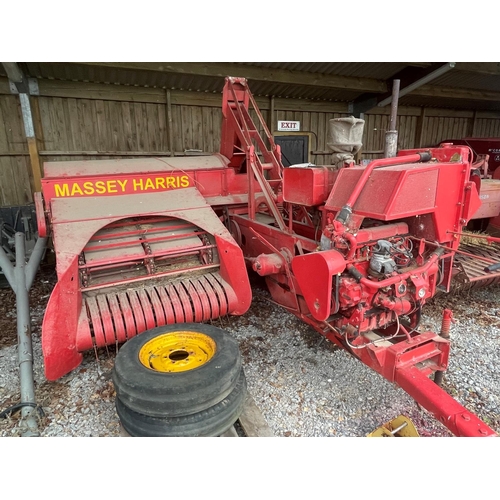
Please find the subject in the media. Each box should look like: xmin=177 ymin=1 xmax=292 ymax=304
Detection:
xmin=0 ymin=233 xmax=47 ymax=436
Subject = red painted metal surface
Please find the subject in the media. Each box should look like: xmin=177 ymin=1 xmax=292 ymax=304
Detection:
xmin=33 ymin=192 xmax=47 ymax=238
xmin=283 ymin=166 xmax=337 ymax=206
xmin=36 ymin=76 xmax=500 ymax=437
xmin=439 ymin=137 xmax=500 ymax=175
xmin=40 ymin=186 xmax=252 ymax=380
xmin=217 ymin=78 xmax=498 ymax=436
xmin=292 ymin=249 xmax=346 ymax=321
xmin=396 ymin=366 xmax=496 ymax=437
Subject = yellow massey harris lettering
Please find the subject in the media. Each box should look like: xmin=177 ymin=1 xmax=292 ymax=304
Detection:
xmin=52 ymin=175 xmax=192 ymax=197
xmin=132 ymin=175 xmax=191 ymax=192
xmin=54 ymin=183 xmax=70 ymax=197
xmin=95 ymin=181 xmax=107 ymax=194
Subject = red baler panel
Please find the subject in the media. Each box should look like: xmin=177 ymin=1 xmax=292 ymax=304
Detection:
xmin=283 ymin=166 xmax=336 ymax=206
xmin=326 ymin=164 xmax=438 ymax=220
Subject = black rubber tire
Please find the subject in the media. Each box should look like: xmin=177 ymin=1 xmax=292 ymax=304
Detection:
xmin=116 ymin=369 xmax=247 ymax=437
xmin=112 ymin=323 xmax=242 ymax=418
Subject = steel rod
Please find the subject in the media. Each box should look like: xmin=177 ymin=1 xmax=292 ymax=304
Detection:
xmin=81 ymin=263 xmax=220 ymax=292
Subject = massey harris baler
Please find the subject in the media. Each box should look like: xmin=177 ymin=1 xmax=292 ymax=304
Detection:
xmin=35 ymin=77 xmax=500 ymax=437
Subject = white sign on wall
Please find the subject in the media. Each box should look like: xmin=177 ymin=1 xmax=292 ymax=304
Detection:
xmin=277 ymin=120 xmax=300 ymax=131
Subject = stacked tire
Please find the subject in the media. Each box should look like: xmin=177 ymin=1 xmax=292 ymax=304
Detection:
xmin=112 ymin=323 xmax=247 ymax=437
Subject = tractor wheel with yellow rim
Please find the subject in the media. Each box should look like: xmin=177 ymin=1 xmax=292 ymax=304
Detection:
xmin=112 ymin=323 xmax=243 ymax=418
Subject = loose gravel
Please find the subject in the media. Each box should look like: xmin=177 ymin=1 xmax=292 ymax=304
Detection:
xmin=0 ymin=268 xmax=499 ymax=438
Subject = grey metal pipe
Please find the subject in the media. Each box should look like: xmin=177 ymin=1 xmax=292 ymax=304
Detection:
xmin=15 ymin=233 xmax=39 ymax=435
xmin=25 ymin=236 xmax=47 ymax=289
xmin=378 ymin=63 xmax=456 ymax=107
xmin=0 ymin=245 xmax=16 ymax=290
xmin=0 ymin=232 xmax=47 ymax=436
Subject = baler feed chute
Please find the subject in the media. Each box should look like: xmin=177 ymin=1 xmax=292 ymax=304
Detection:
xmin=38 ymin=157 xmax=252 ymax=381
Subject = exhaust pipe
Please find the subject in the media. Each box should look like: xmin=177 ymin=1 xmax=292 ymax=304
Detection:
xmin=384 ymin=79 xmax=400 ymax=158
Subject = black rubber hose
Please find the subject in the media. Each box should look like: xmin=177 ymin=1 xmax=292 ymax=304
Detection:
xmin=0 ymin=402 xmax=45 ymax=419
xmin=336 ymin=206 xmax=352 ymax=224
xmin=484 ymin=262 xmax=500 ymax=273
xmin=418 ymin=151 xmax=432 ymax=162
xmin=347 ymin=265 xmax=363 ymax=282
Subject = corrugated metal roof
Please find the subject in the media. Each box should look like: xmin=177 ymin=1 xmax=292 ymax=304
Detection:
xmin=4 ymin=62 xmax=499 ymax=112
xmin=431 ymin=70 xmax=500 ymax=92
xmin=20 ymin=62 xmax=368 ymax=101
xmin=245 ymin=80 xmax=363 ymax=101
xmin=22 ymin=62 xmax=225 ymax=91
xmin=238 ymin=62 xmax=412 ymax=80
xmin=399 ymin=94 xmax=500 ymax=111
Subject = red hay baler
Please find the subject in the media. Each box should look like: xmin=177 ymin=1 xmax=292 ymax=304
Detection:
xmin=35 ymin=77 xmax=500 ymax=437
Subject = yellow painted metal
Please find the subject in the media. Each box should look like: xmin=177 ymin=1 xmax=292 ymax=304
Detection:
xmin=367 ymin=415 xmax=420 ymax=437
xmin=139 ymin=331 xmax=216 ymax=373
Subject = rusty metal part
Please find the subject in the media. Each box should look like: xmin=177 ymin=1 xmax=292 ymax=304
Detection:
xmin=452 ymin=240 xmax=500 ymax=291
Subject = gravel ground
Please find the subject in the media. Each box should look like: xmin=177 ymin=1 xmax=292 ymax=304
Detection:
xmin=0 ymin=265 xmax=499 ymax=438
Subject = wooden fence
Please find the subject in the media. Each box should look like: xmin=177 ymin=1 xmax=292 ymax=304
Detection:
xmin=1 ymin=76 xmax=500 ymax=206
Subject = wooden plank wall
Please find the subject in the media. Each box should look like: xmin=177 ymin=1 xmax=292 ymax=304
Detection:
xmin=172 ymin=104 xmax=223 ymax=153
xmin=38 ymin=97 xmax=169 ymax=156
xmin=0 ymin=94 xmax=33 ymax=205
xmin=1 ymin=76 xmax=500 ymax=206
xmin=473 ymin=118 xmax=500 ymax=137
xmin=419 ymin=115 xmax=471 ymax=148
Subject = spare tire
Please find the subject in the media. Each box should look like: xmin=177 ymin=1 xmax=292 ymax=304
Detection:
xmin=116 ymin=369 xmax=247 ymax=437
xmin=112 ymin=323 xmax=242 ymax=418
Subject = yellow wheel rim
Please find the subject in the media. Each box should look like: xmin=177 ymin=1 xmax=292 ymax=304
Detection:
xmin=139 ymin=331 xmax=216 ymax=373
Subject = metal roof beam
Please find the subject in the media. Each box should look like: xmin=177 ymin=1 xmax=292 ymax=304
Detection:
xmin=378 ymin=63 xmax=456 ymax=107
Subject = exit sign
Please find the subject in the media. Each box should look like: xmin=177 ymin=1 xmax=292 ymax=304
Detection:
xmin=277 ymin=120 xmax=300 ymax=131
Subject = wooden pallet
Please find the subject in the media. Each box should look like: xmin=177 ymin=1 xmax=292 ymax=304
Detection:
xmin=220 ymin=393 xmax=274 ymax=437
xmin=119 ymin=392 xmax=274 ymax=437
